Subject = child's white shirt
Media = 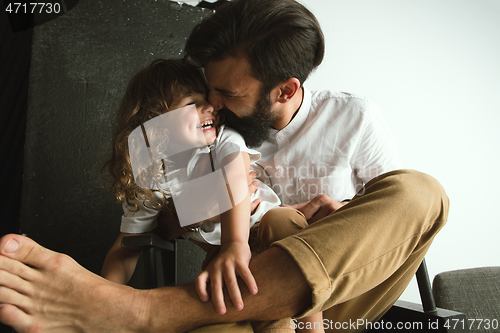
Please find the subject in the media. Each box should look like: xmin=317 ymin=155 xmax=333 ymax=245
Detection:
xmin=120 ymin=125 xmax=281 ymax=245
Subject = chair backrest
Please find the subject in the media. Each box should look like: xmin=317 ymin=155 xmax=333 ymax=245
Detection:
xmin=19 ymin=0 xmax=211 ymax=279
xmin=433 ymin=267 xmax=500 ymax=333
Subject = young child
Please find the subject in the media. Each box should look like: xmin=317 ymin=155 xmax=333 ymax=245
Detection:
xmin=101 ymin=58 xmax=325 ymax=333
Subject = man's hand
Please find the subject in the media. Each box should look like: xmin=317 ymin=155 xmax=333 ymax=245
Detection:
xmin=195 ymin=242 xmax=257 ymax=315
xmin=285 ymin=194 xmax=348 ymax=224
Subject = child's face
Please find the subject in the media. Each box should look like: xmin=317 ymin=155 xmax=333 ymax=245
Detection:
xmin=168 ymin=93 xmax=217 ymax=146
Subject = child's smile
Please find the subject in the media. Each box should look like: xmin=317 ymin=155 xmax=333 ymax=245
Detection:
xmin=197 ymin=118 xmax=214 ymax=131
xmin=197 ymin=117 xmax=216 ymax=143
xmin=169 ymin=93 xmax=217 ymax=146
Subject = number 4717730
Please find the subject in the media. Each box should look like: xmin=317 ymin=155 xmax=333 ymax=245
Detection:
xmin=5 ymin=3 xmax=61 ymax=14
xmin=445 ymin=318 xmax=499 ymax=330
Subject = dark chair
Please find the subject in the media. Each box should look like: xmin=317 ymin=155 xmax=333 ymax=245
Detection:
xmin=122 ymin=233 xmax=178 ymax=287
xmin=433 ymin=267 xmax=500 ymax=333
xmin=377 ymin=259 xmax=469 ymax=332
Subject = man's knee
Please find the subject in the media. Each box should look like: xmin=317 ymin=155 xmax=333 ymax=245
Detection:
xmin=384 ymin=170 xmax=450 ymax=226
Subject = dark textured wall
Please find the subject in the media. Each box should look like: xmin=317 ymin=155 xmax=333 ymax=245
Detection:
xmin=20 ymin=0 xmax=211 ymax=286
xmin=1 ymin=8 xmax=31 ymax=238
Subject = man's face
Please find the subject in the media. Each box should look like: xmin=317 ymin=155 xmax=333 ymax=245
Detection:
xmin=205 ymin=56 xmax=274 ymax=148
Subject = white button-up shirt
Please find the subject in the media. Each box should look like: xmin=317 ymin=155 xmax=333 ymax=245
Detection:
xmin=253 ymin=88 xmax=401 ymax=204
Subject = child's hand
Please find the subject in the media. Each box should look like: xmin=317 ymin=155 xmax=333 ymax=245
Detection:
xmin=195 ymin=242 xmax=258 ymax=314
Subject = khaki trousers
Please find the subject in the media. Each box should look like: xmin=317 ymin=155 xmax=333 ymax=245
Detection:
xmin=190 ymin=170 xmax=449 ymax=333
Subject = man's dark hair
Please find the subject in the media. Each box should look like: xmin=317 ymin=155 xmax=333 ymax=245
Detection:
xmin=184 ymin=0 xmax=325 ymax=91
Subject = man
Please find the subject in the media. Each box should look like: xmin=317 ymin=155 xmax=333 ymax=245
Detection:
xmin=0 ymin=0 xmax=449 ymax=332
xmin=183 ymin=0 xmax=403 ymax=320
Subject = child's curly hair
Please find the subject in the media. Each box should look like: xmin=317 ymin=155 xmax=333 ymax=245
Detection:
xmin=102 ymin=58 xmax=209 ymax=210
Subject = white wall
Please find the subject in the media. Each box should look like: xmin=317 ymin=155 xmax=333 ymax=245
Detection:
xmin=300 ymin=0 xmax=500 ymax=303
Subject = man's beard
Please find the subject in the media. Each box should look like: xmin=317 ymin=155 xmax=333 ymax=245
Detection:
xmin=218 ymin=91 xmax=273 ymax=148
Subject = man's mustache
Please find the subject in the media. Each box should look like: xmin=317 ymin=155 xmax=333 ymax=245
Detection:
xmin=217 ymin=107 xmax=249 ymax=127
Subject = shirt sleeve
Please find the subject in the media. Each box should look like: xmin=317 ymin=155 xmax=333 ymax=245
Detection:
xmin=352 ymin=100 xmax=401 ymax=184
xmin=119 ymin=196 xmax=163 ymax=233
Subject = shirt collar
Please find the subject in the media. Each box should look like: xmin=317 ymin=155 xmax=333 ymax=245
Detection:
xmin=213 ymin=124 xmax=225 ymax=149
xmin=276 ymin=86 xmax=312 ymax=141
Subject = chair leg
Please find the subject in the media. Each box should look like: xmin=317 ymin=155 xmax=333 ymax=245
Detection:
xmin=156 ymin=240 xmax=177 ymax=287
xmin=163 ymin=239 xmax=177 ymax=286
xmin=122 ymin=233 xmax=177 ymax=288
xmin=143 ymin=246 xmax=158 ymax=289
xmin=416 ymin=258 xmax=437 ymax=313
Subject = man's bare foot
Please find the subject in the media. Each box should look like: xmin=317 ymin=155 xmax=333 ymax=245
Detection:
xmin=0 ymin=234 xmax=154 ymax=333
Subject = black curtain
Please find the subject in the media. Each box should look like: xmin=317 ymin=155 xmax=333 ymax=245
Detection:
xmin=0 ymin=6 xmax=32 ymax=238
xmin=1 ymin=6 xmax=31 ymax=333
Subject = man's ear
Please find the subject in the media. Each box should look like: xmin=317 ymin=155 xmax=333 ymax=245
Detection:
xmin=277 ymin=78 xmax=301 ymax=103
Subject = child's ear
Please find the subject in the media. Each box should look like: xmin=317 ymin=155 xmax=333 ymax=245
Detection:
xmin=277 ymin=78 xmax=301 ymax=103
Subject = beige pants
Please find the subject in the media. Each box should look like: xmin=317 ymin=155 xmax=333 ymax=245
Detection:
xmin=190 ymin=170 xmax=449 ymax=333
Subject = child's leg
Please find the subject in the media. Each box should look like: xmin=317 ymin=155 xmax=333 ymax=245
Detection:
xmin=296 ymin=312 xmax=325 ymax=333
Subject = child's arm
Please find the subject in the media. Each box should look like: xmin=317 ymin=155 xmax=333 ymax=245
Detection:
xmin=101 ymin=233 xmax=141 ymax=285
xmin=195 ymin=151 xmax=258 ymax=314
